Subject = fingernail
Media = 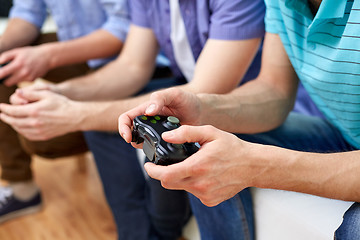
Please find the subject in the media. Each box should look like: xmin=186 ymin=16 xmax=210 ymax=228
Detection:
xmin=146 ymin=104 xmax=156 ymax=114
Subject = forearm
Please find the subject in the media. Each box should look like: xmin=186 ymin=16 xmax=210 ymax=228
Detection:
xmin=250 ymin=144 xmax=360 ymax=202
xmin=76 ymin=95 xmax=152 ymax=131
xmin=0 ymin=18 xmax=39 ymax=53
xmin=55 ymin=57 xmax=154 ymax=101
xmin=197 ymin=33 xmax=299 ymax=134
xmin=197 ymin=78 xmax=295 ymax=134
xmin=43 ymin=30 xmax=123 ymax=69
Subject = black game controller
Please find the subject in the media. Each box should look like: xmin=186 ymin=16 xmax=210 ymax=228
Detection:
xmin=0 ymin=62 xmax=10 ymax=84
xmin=132 ymin=115 xmax=199 ymax=165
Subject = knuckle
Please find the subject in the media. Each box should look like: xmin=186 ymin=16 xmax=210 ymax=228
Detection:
xmin=150 ymin=91 xmax=159 ymax=99
xmin=191 ymin=163 xmax=209 ymax=176
xmin=169 ymin=87 xmax=181 ymax=96
xmin=160 ymin=173 xmax=173 ymax=187
xmin=203 ymin=125 xmax=216 ymax=133
xmin=150 ymin=91 xmax=163 ymax=103
xmin=31 ymin=119 xmax=43 ymax=128
xmin=180 ymin=125 xmax=191 ymax=136
xmin=29 ymin=109 xmax=39 ymax=117
xmin=199 ymin=194 xmax=214 ymax=207
xmin=161 ymin=181 xmax=170 ymax=189
xmin=192 ymin=180 xmax=209 ymax=193
xmin=203 ymin=199 xmax=217 ymax=207
xmin=22 ymin=68 xmax=30 ymax=76
xmin=9 ymin=95 xmax=17 ymax=104
xmin=16 ymin=59 xmax=25 ymax=67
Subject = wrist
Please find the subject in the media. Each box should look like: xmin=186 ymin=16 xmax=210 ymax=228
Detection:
xmin=54 ymin=81 xmax=75 ymax=99
xmin=40 ymin=42 xmax=59 ymax=69
xmin=71 ymin=101 xmax=90 ymax=132
xmin=74 ymin=101 xmax=117 ymax=131
xmin=249 ymin=144 xmax=299 ymax=190
xmin=197 ymin=93 xmax=221 ymax=126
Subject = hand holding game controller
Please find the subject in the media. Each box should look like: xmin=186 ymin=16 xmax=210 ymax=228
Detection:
xmin=118 ymin=88 xmax=203 ymax=145
xmin=132 ymin=115 xmax=199 ymax=165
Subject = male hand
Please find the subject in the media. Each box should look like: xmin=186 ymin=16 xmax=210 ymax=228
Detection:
xmin=0 ymin=89 xmax=82 ymax=140
xmin=0 ymin=45 xmax=51 ymax=86
xmin=118 ymin=87 xmax=203 ymax=143
xmin=144 ymin=124 xmax=257 ymax=207
xmin=10 ymin=80 xmax=55 ymax=105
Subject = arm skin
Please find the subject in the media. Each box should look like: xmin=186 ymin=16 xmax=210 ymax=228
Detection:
xmin=118 ymin=33 xmax=360 ymax=206
xmin=119 ymin=33 xmax=298 ymax=140
xmin=144 ymin=125 xmax=360 ymax=207
xmin=34 ymin=29 xmax=123 ymax=70
xmin=0 ymin=21 xmax=123 ymax=86
xmin=0 ymin=18 xmax=40 ymax=53
xmin=53 ymin=25 xmax=161 ymax=101
xmin=0 ymin=24 xmax=262 ymax=138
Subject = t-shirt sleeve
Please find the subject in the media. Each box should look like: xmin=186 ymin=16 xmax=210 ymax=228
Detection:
xmin=130 ymin=0 xmax=151 ymax=29
xmin=99 ymin=0 xmax=131 ymax=42
xmin=9 ymin=0 xmax=47 ymax=29
xmin=209 ymin=0 xmax=266 ymax=40
xmin=264 ymin=0 xmax=282 ymax=34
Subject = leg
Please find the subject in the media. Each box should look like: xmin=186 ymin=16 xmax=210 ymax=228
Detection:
xmin=142 ymin=77 xmax=192 ymax=239
xmin=84 ymin=131 xmax=151 ymax=240
xmin=0 ymin=84 xmax=32 ymax=182
xmin=335 ymin=203 xmax=360 ymax=240
xmin=19 ymin=132 xmax=88 ymax=159
xmin=237 ymin=112 xmax=356 ymax=153
xmin=146 ymin=174 xmax=191 ymax=240
xmin=0 ymin=79 xmax=42 ymax=223
xmin=189 ymin=188 xmax=254 ymax=240
xmin=85 ymin=77 xmax=189 ymax=240
xmin=86 ymin=131 xmax=191 ymax=240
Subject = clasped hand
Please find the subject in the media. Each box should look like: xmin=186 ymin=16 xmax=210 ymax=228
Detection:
xmin=0 ymin=83 xmax=81 ymax=140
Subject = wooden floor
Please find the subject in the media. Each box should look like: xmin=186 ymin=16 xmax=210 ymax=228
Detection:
xmin=0 ymin=153 xmax=117 ymax=240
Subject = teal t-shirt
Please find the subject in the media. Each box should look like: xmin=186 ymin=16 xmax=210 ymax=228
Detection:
xmin=264 ymin=0 xmax=360 ymax=149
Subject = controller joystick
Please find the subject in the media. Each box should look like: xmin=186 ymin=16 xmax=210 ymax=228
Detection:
xmin=132 ymin=115 xmax=199 ymax=165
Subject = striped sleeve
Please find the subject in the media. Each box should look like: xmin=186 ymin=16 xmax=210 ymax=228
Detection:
xmin=264 ymin=0 xmax=282 ymax=34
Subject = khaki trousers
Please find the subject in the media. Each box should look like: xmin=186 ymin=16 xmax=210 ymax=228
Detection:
xmin=0 ymin=33 xmax=89 ymax=182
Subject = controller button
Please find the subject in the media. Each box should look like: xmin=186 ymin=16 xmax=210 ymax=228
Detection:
xmin=167 ymin=116 xmax=180 ymax=124
xmin=154 ymin=116 xmax=161 ymax=120
xmin=150 ymin=119 xmax=157 ymax=124
xmin=141 ymin=116 xmax=148 ymax=120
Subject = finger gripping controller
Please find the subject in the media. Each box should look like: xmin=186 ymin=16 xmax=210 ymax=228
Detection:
xmin=132 ymin=115 xmax=199 ymax=165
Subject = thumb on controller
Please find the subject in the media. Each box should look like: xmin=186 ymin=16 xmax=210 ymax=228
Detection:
xmin=162 ymin=125 xmax=219 ymax=146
